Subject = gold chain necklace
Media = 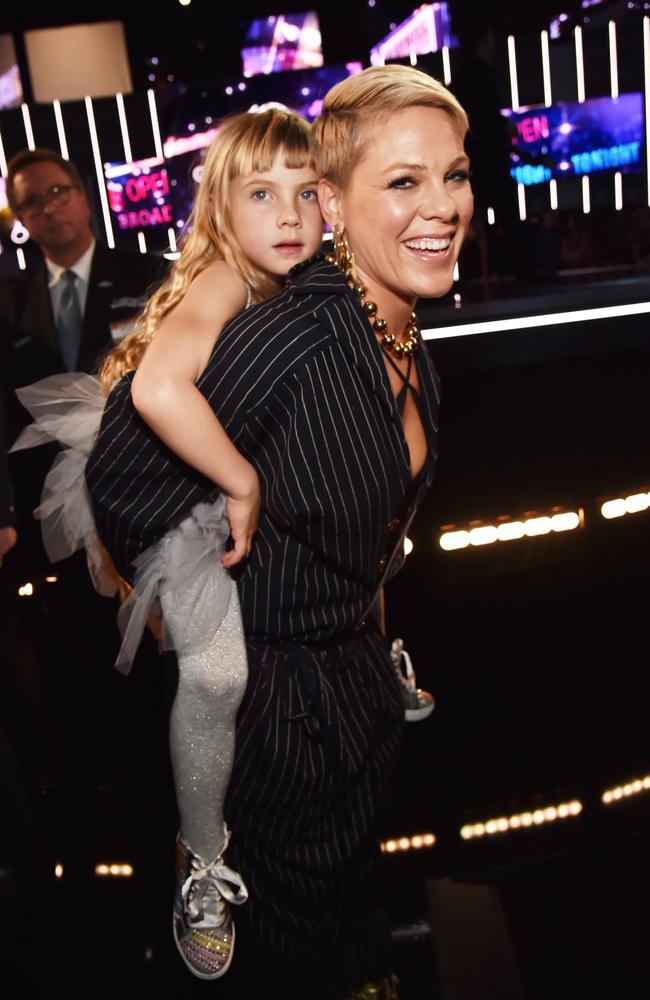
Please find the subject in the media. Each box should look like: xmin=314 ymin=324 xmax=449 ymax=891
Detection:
xmin=326 ymin=233 xmax=419 ymax=358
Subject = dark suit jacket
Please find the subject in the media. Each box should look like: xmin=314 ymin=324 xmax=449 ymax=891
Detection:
xmin=0 ymin=242 xmax=162 ymax=406
xmin=1 ymin=242 xmax=163 ymax=546
xmin=87 ymin=256 xmax=441 ymax=641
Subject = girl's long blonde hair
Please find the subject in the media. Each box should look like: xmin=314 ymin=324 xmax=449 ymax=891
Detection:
xmin=100 ymin=107 xmax=312 ymax=391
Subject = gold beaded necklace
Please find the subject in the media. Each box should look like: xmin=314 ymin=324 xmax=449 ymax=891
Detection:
xmin=325 ymin=231 xmax=420 ymax=358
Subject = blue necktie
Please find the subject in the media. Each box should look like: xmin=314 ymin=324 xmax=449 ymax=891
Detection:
xmin=57 ymin=270 xmax=82 ymax=371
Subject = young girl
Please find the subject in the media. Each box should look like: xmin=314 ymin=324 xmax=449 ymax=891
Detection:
xmin=14 ymin=107 xmax=324 ymax=981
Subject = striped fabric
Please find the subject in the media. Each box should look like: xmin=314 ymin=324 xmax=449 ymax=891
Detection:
xmin=85 ymin=256 xmax=442 ymax=996
xmin=86 ymin=257 xmax=441 ymax=637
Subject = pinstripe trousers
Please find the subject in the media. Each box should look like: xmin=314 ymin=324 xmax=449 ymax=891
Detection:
xmin=219 ymin=626 xmax=404 ymax=999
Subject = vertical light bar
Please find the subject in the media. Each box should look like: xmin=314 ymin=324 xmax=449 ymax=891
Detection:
xmin=84 ymin=96 xmax=115 ymax=249
xmin=575 ymin=26 xmax=585 ymax=103
xmin=52 ymin=101 xmax=69 ymax=159
xmin=541 ymin=31 xmax=552 ymax=107
xmin=582 ymin=175 xmax=590 ymax=214
xmin=487 ymin=207 xmax=495 ymax=225
xmin=643 ymin=17 xmax=650 ymax=205
xmin=608 ymin=21 xmax=619 ymax=100
xmin=409 ymin=50 xmax=417 ymax=66
xmin=147 ymin=89 xmax=164 ymax=159
xmin=442 ymin=45 xmax=451 ymax=85
xmin=614 ymin=171 xmax=623 ymax=211
xmin=0 ymin=128 xmax=7 ymax=177
xmin=17 ymin=247 xmax=26 ymax=270
xmin=517 ymin=183 xmax=527 ymax=221
xmin=453 ymin=261 xmax=459 ymax=281
xmin=507 ymin=35 xmax=520 ymax=111
xmin=115 ymin=93 xmax=133 ymax=164
xmin=21 ymin=103 xmax=35 ymax=149
xmin=549 ymin=178 xmax=558 ymax=210
xmin=137 ymin=231 xmax=147 ymax=253
xmin=167 ymin=227 xmax=177 ymax=252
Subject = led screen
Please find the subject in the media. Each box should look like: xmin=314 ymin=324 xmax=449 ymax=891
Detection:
xmin=241 ymin=11 xmax=323 ymax=77
xmin=104 ymin=158 xmax=173 ymax=233
xmin=370 ymin=3 xmax=454 ymax=66
xmin=502 ymin=94 xmax=644 ymax=186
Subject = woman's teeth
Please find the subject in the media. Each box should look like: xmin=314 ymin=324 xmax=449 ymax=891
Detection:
xmin=405 ymin=237 xmax=451 ymax=252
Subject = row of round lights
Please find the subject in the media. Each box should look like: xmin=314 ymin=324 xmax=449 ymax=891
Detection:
xmin=461 ymin=800 xmax=583 ymax=840
xmin=601 ymin=491 xmax=650 ymax=519
xmin=440 ymin=510 xmax=581 ymax=552
xmin=602 ymin=775 xmax=650 ymax=804
xmin=95 ymin=863 xmax=134 ymax=877
xmin=381 ymin=833 xmax=436 ymax=853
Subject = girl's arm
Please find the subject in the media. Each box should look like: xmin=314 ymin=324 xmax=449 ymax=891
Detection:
xmin=131 ymin=261 xmax=259 ymax=568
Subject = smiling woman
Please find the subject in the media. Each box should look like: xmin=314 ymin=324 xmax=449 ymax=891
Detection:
xmin=83 ymin=69 xmax=472 ymax=1000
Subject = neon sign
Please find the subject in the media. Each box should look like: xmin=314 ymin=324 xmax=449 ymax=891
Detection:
xmin=105 ymin=160 xmax=173 ymax=231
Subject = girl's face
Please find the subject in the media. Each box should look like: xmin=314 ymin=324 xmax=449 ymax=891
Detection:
xmin=229 ymin=155 xmax=323 ymax=278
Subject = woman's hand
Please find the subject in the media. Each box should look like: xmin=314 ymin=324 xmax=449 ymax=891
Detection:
xmin=222 ymin=470 xmax=260 ymax=568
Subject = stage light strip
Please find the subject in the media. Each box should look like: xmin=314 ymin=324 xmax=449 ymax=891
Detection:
xmin=52 ymin=100 xmax=69 ymax=160
xmin=601 ymin=491 xmax=650 ymax=519
xmin=16 ymin=248 xmax=26 ymax=270
xmin=602 ymin=775 xmax=650 ymax=804
xmin=84 ymin=96 xmax=115 ymax=249
xmin=575 ymin=26 xmax=586 ymax=103
xmin=95 ymin=863 xmax=134 ymax=877
xmin=0 ymin=129 xmax=7 ymax=177
xmin=541 ymin=30 xmax=552 ymax=106
xmin=453 ymin=261 xmax=459 ymax=281
xmin=614 ymin=171 xmax=623 ymax=211
xmin=643 ymin=17 xmax=650 ymax=205
xmin=442 ymin=45 xmax=451 ymax=85
xmin=381 ymin=833 xmax=436 ymax=854
xmin=137 ymin=231 xmax=147 ymax=254
xmin=517 ymin=183 xmax=526 ymax=221
xmin=147 ymin=88 xmax=164 ymax=159
xmin=421 ymin=300 xmax=650 ymax=341
xmin=439 ymin=510 xmax=581 ymax=552
xmin=167 ymin=226 xmax=177 ymax=253
xmin=608 ymin=21 xmax=619 ymax=100
xmin=115 ymin=92 xmax=133 ymax=164
xmin=582 ymin=175 xmax=590 ymax=214
xmin=487 ymin=206 xmax=495 ymax=225
xmin=549 ymin=178 xmax=558 ymax=210
xmin=507 ymin=35 xmax=520 ymax=111
xmin=461 ymin=800 xmax=582 ymax=840
xmin=21 ymin=103 xmax=35 ymax=150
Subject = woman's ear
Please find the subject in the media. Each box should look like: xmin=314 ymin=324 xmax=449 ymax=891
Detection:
xmin=318 ymin=179 xmax=344 ymax=230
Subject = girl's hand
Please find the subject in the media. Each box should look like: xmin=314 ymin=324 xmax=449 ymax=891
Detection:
xmin=222 ymin=472 xmax=260 ymax=568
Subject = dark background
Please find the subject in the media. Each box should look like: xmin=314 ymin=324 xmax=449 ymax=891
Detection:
xmin=1 ymin=1 xmax=649 ymax=996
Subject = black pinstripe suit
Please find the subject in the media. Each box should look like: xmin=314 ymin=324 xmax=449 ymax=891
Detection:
xmin=86 ymin=257 xmax=441 ymax=997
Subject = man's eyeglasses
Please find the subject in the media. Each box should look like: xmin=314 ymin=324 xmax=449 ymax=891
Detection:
xmin=16 ymin=183 xmax=80 ymax=219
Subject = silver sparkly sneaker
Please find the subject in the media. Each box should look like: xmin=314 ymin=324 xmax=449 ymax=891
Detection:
xmin=173 ymin=828 xmax=248 ymax=980
xmin=391 ymin=638 xmax=435 ymax=722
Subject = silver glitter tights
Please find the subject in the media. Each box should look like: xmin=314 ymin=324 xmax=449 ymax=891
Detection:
xmin=161 ymin=569 xmax=247 ymax=862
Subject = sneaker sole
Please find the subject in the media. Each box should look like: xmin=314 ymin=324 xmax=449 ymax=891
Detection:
xmin=173 ymin=911 xmax=235 ymax=981
xmin=405 ymin=702 xmax=435 ymax=722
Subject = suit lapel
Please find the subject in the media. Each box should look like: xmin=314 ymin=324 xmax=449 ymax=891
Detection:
xmin=21 ymin=264 xmax=60 ymax=362
xmin=80 ymin=244 xmax=112 ymax=370
xmin=291 ymin=257 xmax=398 ymax=425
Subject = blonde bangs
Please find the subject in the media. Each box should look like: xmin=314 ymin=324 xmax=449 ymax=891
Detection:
xmin=225 ymin=110 xmax=312 ymax=181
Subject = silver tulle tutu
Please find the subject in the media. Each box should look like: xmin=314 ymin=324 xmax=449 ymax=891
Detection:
xmin=11 ymin=372 xmax=233 ymax=674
